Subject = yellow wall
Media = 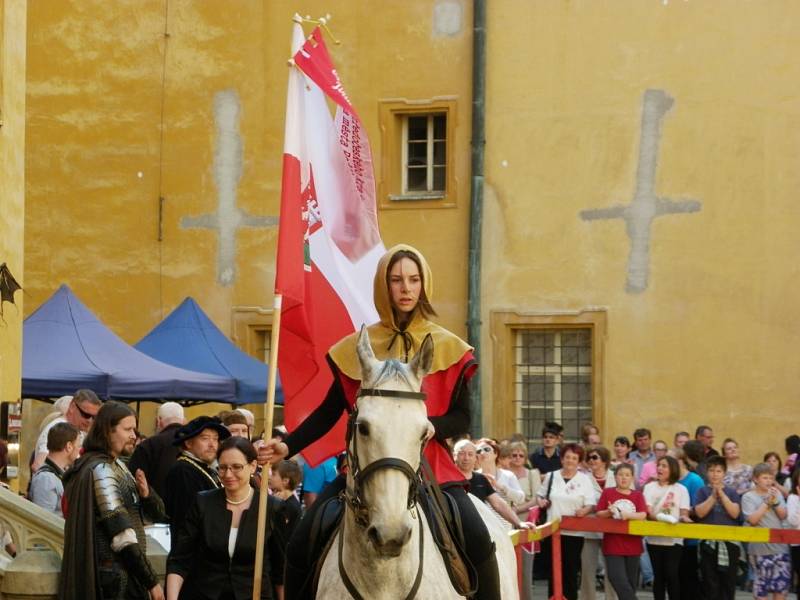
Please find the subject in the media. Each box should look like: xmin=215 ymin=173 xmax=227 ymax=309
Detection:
xmin=22 ymin=1 xmax=472 ymax=436
xmin=0 ymin=0 xmax=26 ymax=406
xmin=482 ymin=1 xmax=800 ymax=464
xmin=20 ymin=1 xmax=799 ymax=467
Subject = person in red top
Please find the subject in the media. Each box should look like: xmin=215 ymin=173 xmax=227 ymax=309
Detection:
xmin=261 ymin=244 xmax=499 ymax=600
xmin=595 ymin=463 xmax=648 ymax=600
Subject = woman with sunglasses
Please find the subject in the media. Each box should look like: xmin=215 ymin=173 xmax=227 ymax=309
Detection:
xmin=166 ymin=437 xmax=284 ymax=600
xmin=476 ymin=438 xmax=525 ymax=516
xmin=504 ymin=440 xmax=541 ymax=600
xmin=580 ymin=446 xmax=616 ymax=600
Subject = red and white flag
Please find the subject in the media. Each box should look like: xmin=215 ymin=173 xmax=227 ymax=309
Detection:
xmin=275 ymin=23 xmax=384 ymax=466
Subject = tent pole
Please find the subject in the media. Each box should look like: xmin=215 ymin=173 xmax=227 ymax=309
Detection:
xmin=252 ymin=294 xmax=282 ymax=600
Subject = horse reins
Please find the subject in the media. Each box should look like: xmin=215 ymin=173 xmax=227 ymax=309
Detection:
xmin=338 ymin=386 xmax=427 ymax=600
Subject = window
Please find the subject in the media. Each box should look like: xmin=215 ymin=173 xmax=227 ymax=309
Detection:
xmin=253 ymin=328 xmax=271 ymax=365
xmin=403 ymin=114 xmax=446 ymax=196
xmin=378 ymin=97 xmax=458 ymax=208
xmin=515 ymin=329 xmax=593 ymax=444
xmin=489 ymin=310 xmax=606 ymax=444
xmin=231 ymin=306 xmax=274 ymax=364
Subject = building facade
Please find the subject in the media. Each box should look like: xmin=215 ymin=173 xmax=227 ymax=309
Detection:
xmin=9 ymin=0 xmax=800 ymax=467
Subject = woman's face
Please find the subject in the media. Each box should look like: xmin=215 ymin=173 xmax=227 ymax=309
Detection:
xmin=388 ymin=257 xmax=422 ymax=315
xmin=656 ymin=458 xmax=671 ymax=483
xmin=723 ymin=441 xmax=739 ymax=460
xmin=476 ymin=444 xmax=496 ymax=467
xmin=561 ymin=450 xmax=580 ymax=472
xmin=613 ymin=441 xmax=630 ymax=459
xmin=510 ymin=447 xmax=527 ymax=468
xmin=218 ymin=448 xmax=254 ymax=493
xmin=765 ymin=454 xmax=780 ymax=474
xmin=586 ymin=451 xmax=605 ymax=473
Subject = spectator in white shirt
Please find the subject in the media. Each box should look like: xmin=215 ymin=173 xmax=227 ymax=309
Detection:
xmin=32 ymin=389 xmax=101 ymax=472
xmin=537 ymin=443 xmax=598 ymax=600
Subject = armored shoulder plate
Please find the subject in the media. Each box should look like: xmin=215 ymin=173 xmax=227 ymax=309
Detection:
xmin=92 ymin=460 xmax=126 ymax=515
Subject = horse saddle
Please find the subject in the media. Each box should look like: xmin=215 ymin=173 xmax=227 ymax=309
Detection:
xmin=418 ymin=470 xmax=479 ymax=598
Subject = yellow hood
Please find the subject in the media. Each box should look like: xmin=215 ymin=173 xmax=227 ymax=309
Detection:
xmin=329 ymin=244 xmax=472 ymax=379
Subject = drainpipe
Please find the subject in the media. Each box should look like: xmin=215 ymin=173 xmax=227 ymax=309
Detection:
xmin=467 ymin=0 xmax=486 ymax=438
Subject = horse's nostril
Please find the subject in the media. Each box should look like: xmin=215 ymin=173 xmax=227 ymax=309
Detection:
xmin=366 ymin=526 xmax=381 ymax=547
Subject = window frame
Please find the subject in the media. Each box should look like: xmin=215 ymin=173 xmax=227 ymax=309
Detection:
xmin=489 ymin=309 xmax=607 ymax=442
xmin=378 ymin=96 xmax=458 ymax=209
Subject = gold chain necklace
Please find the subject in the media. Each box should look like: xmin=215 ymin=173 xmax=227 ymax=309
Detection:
xmin=225 ymin=487 xmax=253 ymax=505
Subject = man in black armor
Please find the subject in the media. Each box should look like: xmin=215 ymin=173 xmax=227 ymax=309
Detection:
xmin=59 ymin=401 xmax=165 ymax=600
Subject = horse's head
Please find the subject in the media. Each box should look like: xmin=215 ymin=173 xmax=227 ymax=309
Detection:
xmin=345 ymin=326 xmax=434 ymax=558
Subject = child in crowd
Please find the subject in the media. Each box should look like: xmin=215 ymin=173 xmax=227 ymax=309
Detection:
xmin=269 ymin=460 xmax=303 ymax=575
xmin=595 ymin=463 xmax=647 ymax=600
xmin=787 ymin=468 xmax=800 ymax=599
xmin=694 ymin=455 xmax=742 ymax=600
xmin=742 ymin=463 xmax=791 ymax=600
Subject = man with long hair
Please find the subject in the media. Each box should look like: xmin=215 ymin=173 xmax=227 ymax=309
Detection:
xmin=58 ymin=401 xmax=165 ymax=600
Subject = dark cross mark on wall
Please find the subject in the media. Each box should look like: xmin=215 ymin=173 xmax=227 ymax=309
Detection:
xmin=580 ymin=89 xmax=702 ymax=293
xmin=182 ymin=90 xmax=278 ymax=286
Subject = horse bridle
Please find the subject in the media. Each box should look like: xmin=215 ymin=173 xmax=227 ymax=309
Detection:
xmin=339 ymin=386 xmax=427 ymax=600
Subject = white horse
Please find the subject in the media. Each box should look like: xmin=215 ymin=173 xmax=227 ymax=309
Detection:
xmin=316 ymin=328 xmax=518 ymax=599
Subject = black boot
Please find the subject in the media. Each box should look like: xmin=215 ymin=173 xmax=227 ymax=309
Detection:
xmin=472 ymin=550 xmax=501 ymax=600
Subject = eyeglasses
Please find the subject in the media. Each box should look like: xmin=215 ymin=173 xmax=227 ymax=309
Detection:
xmin=74 ymin=402 xmax=96 ymax=420
xmin=218 ymin=464 xmax=247 ymax=474
xmin=511 ymin=453 xmax=526 ymax=458
xmin=587 ymin=455 xmax=601 ymax=461
xmin=476 ymin=447 xmax=493 ymax=455
xmin=654 ymin=447 xmax=668 ymax=453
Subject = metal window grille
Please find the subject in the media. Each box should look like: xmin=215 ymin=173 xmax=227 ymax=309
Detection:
xmin=514 ymin=329 xmax=593 ymax=446
xmin=401 ymin=113 xmax=446 ymax=195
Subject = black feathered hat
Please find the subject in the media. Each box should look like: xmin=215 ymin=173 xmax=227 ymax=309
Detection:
xmin=172 ymin=416 xmax=231 ymax=446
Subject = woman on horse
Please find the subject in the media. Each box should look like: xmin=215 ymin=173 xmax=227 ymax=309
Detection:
xmin=262 ymin=244 xmax=501 ymax=600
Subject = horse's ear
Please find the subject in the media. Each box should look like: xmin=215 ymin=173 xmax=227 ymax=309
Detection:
xmin=356 ymin=324 xmax=377 ymax=382
xmin=409 ymin=333 xmax=434 ymax=382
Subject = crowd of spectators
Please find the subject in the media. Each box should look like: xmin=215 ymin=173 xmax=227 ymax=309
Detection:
xmin=459 ymin=421 xmax=800 ymax=600
xmin=6 ymin=390 xmax=800 ymax=600
xmin=6 ymin=393 xmax=310 ymax=600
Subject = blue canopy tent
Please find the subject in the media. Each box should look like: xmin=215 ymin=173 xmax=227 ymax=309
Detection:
xmin=22 ymin=285 xmax=236 ymax=402
xmin=135 ymin=297 xmax=282 ymax=406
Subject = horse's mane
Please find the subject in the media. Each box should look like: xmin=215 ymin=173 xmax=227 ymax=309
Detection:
xmin=367 ymin=358 xmax=418 ymax=392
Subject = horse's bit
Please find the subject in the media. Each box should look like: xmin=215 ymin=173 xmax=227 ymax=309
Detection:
xmin=339 ymin=386 xmax=428 ymax=600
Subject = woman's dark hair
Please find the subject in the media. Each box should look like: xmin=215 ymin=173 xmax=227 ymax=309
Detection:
xmin=217 ymin=436 xmax=257 ymax=463
xmin=386 ymin=250 xmax=437 ymax=320
xmin=658 ymin=456 xmax=680 ymax=485
xmin=763 ymin=451 xmax=782 ymax=472
xmin=614 ymin=436 xmax=631 ymax=448
xmin=561 ymin=442 xmax=585 ymax=462
xmin=785 ymin=435 xmax=800 ymax=456
xmin=83 ymin=401 xmax=134 ymax=454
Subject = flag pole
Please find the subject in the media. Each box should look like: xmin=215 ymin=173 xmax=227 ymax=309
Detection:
xmin=252 ymin=293 xmax=282 ymax=600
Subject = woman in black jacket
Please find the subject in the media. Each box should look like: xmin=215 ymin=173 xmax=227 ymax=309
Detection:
xmin=166 ymin=437 xmax=283 ymax=600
